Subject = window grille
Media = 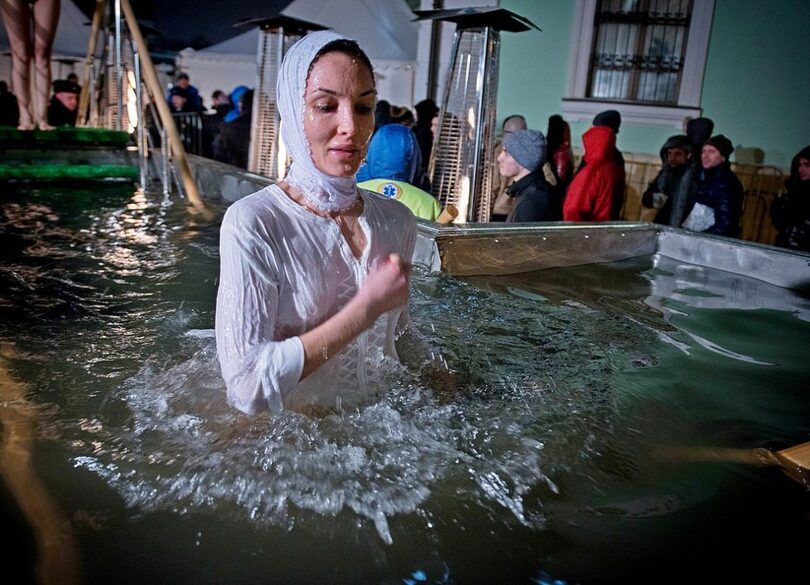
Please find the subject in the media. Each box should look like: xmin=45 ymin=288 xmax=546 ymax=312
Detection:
xmin=587 ymin=0 xmax=692 ymax=104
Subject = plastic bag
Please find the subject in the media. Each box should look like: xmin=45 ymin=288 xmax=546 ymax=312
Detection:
xmin=683 ymin=202 xmax=715 ymax=232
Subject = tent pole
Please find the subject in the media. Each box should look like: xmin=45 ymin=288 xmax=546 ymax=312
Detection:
xmin=77 ymin=0 xmax=104 ymax=127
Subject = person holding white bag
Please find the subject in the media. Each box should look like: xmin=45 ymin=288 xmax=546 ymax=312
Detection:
xmin=683 ymin=135 xmax=744 ymax=237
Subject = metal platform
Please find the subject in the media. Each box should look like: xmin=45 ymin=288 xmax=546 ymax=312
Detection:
xmin=0 ymin=127 xmax=138 ymax=181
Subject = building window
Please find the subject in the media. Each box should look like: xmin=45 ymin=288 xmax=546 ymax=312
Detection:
xmin=562 ymin=0 xmax=715 ymax=128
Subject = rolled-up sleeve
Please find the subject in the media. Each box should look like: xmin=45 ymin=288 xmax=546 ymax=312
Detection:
xmin=215 ymin=204 xmax=304 ymax=414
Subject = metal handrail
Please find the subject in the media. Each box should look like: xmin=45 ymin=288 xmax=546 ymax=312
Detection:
xmin=77 ymin=0 xmax=206 ymax=213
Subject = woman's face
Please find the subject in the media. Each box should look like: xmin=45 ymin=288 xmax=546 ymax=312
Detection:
xmin=701 ymin=145 xmax=724 ymax=169
xmin=303 ymin=51 xmax=376 ymax=177
xmin=797 ymin=157 xmax=810 ymax=182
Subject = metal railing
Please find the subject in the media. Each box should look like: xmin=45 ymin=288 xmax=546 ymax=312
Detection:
xmin=170 ymin=112 xmax=203 ymax=156
xmin=76 ymin=0 xmax=205 ymax=212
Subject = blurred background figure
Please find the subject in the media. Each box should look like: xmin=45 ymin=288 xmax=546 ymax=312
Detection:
xmin=374 ymin=99 xmax=391 ymax=133
xmin=414 ymin=98 xmax=438 ymax=171
xmin=0 ymin=79 xmax=20 ymax=127
xmin=47 ymin=78 xmax=79 ymax=127
xmin=685 ymin=116 xmax=715 ymax=157
xmin=497 ymin=128 xmax=559 ymax=223
xmin=564 ymin=125 xmax=624 ymax=222
xmin=590 ymin=109 xmax=626 ymax=217
xmin=641 ymin=135 xmax=696 ymax=227
xmin=490 ymin=114 xmax=527 ymax=221
xmin=357 ymin=122 xmax=441 ymax=221
xmin=684 ymin=134 xmax=744 ymax=237
xmin=213 ymin=88 xmax=253 ymax=169
xmin=166 ymin=71 xmax=203 ymax=112
xmin=0 ymin=0 xmax=60 ymax=130
xmin=545 ymin=114 xmax=574 ymax=192
xmin=389 ymin=104 xmax=414 ymax=128
xmin=223 ymin=85 xmax=249 ymax=123
xmin=202 ymin=89 xmax=233 ymax=158
xmin=771 ymin=145 xmax=810 ymax=251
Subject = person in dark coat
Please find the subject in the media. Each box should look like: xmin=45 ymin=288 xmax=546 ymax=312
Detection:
xmin=685 ymin=116 xmax=715 ymax=156
xmin=641 ymin=134 xmax=696 ymax=227
xmin=165 ymin=72 xmax=203 ymax=112
xmin=414 ymin=98 xmax=438 ymax=167
xmin=202 ymin=89 xmax=233 ymax=158
xmin=168 ymin=86 xmax=195 ymax=113
xmin=47 ymin=79 xmax=80 ymax=127
xmin=771 ymin=145 xmax=810 ymax=251
xmin=0 ymin=80 xmax=20 ymax=127
xmin=497 ymin=129 xmax=559 ymax=223
xmin=546 ymin=114 xmax=574 ymax=192
xmin=686 ymin=134 xmax=744 ymax=237
xmin=213 ymin=89 xmax=253 ymax=169
xmin=374 ymin=99 xmax=391 ymax=133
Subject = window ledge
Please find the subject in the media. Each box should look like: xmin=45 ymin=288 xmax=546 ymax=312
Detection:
xmin=561 ymin=99 xmax=702 ymax=129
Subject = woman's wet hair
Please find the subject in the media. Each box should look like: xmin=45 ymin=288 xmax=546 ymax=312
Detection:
xmin=309 ymin=39 xmax=375 ymax=83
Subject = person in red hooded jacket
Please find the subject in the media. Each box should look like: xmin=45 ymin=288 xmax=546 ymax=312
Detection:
xmin=563 ymin=125 xmax=625 ymax=222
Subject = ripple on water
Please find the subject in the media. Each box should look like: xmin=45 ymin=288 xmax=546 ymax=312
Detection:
xmin=63 ymin=272 xmax=651 ymax=545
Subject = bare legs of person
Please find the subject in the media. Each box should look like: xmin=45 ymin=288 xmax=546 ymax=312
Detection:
xmin=1 ymin=0 xmax=34 ymax=129
xmin=0 ymin=0 xmax=60 ymax=131
xmin=32 ymin=0 xmax=59 ymax=130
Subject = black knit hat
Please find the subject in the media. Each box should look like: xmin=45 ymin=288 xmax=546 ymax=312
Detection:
xmin=53 ymin=79 xmax=80 ymax=94
xmin=686 ymin=117 xmax=714 ymax=146
xmin=593 ymin=109 xmax=621 ymax=133
xmin=704 ymin=134 xmax=734 ymax=160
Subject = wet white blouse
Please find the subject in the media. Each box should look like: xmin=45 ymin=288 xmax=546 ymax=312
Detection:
xmin=215 ymin=184 xmax=416 ymax=414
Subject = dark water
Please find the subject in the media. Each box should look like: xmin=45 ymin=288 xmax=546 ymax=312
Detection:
xmin=1 ymin=185 xmax=808 ymax=585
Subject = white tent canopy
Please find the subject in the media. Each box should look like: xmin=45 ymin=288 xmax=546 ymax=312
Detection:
xmin=175 ymin=0 xmax=419 ymax=111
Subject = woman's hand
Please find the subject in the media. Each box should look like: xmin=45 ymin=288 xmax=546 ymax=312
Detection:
xmin=354 ymin=253 xmax=411 ymax=325
xmin=298 ymin=254 xmax=411 ymax=381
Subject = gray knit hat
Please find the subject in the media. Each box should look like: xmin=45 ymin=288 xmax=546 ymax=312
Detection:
xmin=503 ymin=129 xmax=546 ymax=172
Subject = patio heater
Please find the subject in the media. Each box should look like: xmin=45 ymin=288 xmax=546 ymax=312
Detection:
xmin=237 ymin=15 xmax=327 ymax=179
xmin=413 ymin=7 xmax=539 ymax=223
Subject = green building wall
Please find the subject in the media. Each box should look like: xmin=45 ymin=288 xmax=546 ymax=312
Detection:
xmin=498 ymin=0 xmax=810 ymax=168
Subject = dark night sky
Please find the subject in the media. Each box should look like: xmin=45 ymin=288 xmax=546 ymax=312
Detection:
xmin=150 ymin=0 xmax=293 ymax=47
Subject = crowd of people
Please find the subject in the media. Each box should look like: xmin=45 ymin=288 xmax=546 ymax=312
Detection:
xmin=0 ymin=43 xmax=806 ymax=252
xmin=457 ymin=105 xmax=809 ymax=251
xmin=289 ymin=91 xmax=808 ymax=251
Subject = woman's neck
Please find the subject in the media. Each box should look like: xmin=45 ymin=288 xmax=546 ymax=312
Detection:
xmin=279 ymin=181 xmax=362 ymax=218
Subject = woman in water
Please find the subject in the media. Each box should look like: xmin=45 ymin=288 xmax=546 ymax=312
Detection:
xmin=0 ymin=0 xmax=60 ymax=130
xmin=215 ymin=31 xmax=416 ymax=415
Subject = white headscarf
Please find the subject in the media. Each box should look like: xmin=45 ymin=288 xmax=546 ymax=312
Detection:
xmin=278 ymin=30 xmax=372 ymax=213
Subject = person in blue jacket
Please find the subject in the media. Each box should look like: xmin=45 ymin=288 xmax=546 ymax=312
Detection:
xmin=223 ymin=85 xmax=249 ymax=123
xmin=356 ymin=123 xmax=441 ymax=221
xmin=165 ymin=72 xmax=203 ymax=112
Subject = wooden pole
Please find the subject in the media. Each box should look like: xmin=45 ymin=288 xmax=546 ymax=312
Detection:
xmin=119 ymin=0 xmax=207 ymax=214
xmin=77 ymin=0 xmax=104 ymax=127
xmin=436 ymin=203 xmax=459 ymax=225
xmin=1 ymin=344 xmax=82 ymax=585
xmin=653 ymin=441 xmax=810 ymax=485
